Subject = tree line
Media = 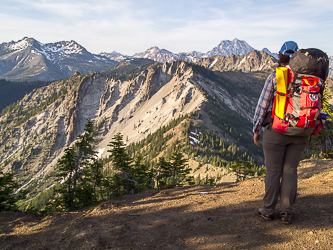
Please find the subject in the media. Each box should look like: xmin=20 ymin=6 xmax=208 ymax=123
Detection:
xmin=35 ymin=120 xmax=191 ymax=213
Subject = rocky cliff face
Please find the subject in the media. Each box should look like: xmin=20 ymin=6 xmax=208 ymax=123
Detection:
xmin=199 ymin=50 xmax=277 ymax=72
xmin=0 ymin=61 xmax=206 ymax=191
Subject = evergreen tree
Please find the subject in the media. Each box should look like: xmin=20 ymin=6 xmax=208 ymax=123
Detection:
xmin=52 ymin=146 xmax=77 ymax=211
xmin=47 ymin=120 xmax=100 ymax=211
xmin=170 ymin=151 xmax=190 ymax=187
xmin=131 ymin=155 xmax=152 ymax=191
xmin=107 ymin=132 xmax=134 ymax=194
xmin=231 ymin=158 xmax=243 ymax=182
xmin=0 ymin=171 xmax=28 ymax=212
xmin=243 ymin=161 xmax=255 ymax=178
xmin=108 ymin=133 xmax=133 ymax=172
xmin=155 ymin=156 xmax=171 ymax=189
xmin=231 ymin=158 xmax=257 ymax=181
xmin=196 ymin=173 xmax=201 ymax=185
xmin=72 ymin=120 xmax=98 ymax=208
xmin=90 ymin=160 xmax=105 ymax=200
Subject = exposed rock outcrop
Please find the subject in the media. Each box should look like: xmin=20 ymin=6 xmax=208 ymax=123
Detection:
xmin=0 ymin=61 xmax=207 ymax=193
xmin=199 ymin=50 xmax=277 ymax=72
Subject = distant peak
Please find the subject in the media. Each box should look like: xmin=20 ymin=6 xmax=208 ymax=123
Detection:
xmin=148 ymin=46 xmax=160 ymax=51
xmin=6 ymin=37 xmax=36 ymax=51
xmin=21 ymin=37 xmax=36 ymax=43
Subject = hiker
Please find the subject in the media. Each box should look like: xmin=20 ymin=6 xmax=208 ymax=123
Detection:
xmin=252 ymin=41 xmax=315 ymax=225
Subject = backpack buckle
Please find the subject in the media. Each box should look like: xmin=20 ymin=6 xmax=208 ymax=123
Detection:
xmin=304 ymin=117 xmax=309 ymax=129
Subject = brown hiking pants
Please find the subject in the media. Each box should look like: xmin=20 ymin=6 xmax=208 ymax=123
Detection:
xmin=261 ymin=126 xmax=310 ymax=214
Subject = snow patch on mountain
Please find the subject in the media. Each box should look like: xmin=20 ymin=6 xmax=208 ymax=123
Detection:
xmin=41 ymin=41 xmax=83 ymax=55
xmin=99 ymin=51 xmax=128 ymax=62
xmin=8 ymin=39 xmax=31 ymax=51
xmin=259 ymin=63 xmax=266 ymax=71
xmin=209 ymin=58 xmax=218 ymax=69
xmin=238 ymin=57 xmax=246 ymax=66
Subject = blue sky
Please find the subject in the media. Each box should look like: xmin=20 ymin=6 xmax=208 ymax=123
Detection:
xmin=1 ymin=0 xmax=332 ymax=56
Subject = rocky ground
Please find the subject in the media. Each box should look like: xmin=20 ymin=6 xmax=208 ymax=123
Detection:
xmin=0 ymin=158 xmax=332 ymax=250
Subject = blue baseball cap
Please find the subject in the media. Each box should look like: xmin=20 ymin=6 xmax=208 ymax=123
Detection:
xmin=280 ymin=41 xmax=298 ymax=57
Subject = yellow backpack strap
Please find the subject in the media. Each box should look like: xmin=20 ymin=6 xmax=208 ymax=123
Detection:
xmin=275 ymin=67 xmax=289 ymax=119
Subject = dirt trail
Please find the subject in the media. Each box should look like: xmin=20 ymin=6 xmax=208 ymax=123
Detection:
xmin=0 ymin=159 xmax=332 ymax=250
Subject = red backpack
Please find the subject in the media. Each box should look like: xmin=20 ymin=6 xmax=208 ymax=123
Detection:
xmin=271 ymin=48 xmax=329 ymax=136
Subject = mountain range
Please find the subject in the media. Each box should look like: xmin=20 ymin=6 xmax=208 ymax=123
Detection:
xmin=1 ymin=37 xmax=332 ymax=82
xmin=101 ymin=38 xmax=279 ymax=63
xmin=0 ymin=38 xmax=278 ymax=81
xmin=0 ymin=37 xmax=117 ymax=81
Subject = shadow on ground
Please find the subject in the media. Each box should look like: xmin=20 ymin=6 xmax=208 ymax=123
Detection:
xmin=1 ymin=174 xmax=332 ymax=250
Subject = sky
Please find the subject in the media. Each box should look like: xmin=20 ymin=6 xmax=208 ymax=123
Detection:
xmin=1 ymin=0 xmax=332 ymax=56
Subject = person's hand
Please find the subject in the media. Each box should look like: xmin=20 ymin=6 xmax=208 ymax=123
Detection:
xmin=253 ymin=132 xmax=261 ymax=147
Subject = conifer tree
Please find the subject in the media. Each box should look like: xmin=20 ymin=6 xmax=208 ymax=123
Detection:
xmin=90 ymin=160 xmax=105 ymax=200
xmin=48 ymin=120 xmax=100 ymax=211
xmin=155 ymin=156 xmax=171 ymax=189
xmin=108 ymin=133 xmax=132 ymax=172
xmin=231 ymin=158 xmax=243 ymax=182
xmin=0 ymin=171 xmax=28 ymax=212
xmin=244 ymin=161 xmax=255 ymax=177
xmin=196 ymin=173 xmax=201 ymax=185
xmin=131 ymin=155 xmax=152 ymax=191
xmin=170 ymin=151 xmax=190 ymax=187
xmin=72 ymin=120 xmax=98 ymax=208
xmin=230 ymin=158 xmax=257 ymax=181
xmin=107 ymin=132 xmax=134 ymax=194
xmin=52 ymin=146 xmax=77 ymax=211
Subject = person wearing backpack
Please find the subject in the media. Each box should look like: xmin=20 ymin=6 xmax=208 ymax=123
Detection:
xmin=252 ymin=41 xmax=329 ymax=224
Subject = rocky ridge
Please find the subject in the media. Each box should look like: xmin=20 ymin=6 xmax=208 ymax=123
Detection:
xmin=199 ymin=50 xmax=277 ymax=73
xmin=0 ymin=59 xmax=266 ymax=197
xmin=0 ymin=61 xmax=206 ymax=193
xmin=123 ymin=39 xmax=256 ymax=64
